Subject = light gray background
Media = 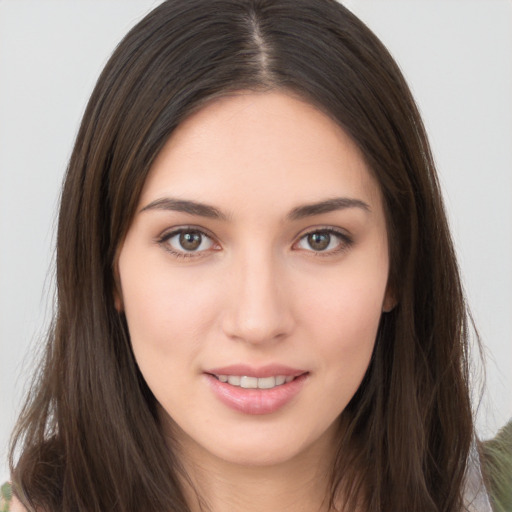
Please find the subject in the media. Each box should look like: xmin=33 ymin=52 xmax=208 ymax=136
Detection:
xmin=1 ymin=0 xmax=511 ymax=482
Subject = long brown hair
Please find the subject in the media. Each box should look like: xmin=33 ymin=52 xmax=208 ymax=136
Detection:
xmin=10 ymin=1 xmax=474 ymax=510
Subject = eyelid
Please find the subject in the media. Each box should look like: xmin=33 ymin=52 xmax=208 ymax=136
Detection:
xmin=292 ymin=226 xmax=354 ymax=255
xmin=155 ymin=224 xmax=353 ymax=258
xmin=157 ymin=225 xmax=221 ymax=258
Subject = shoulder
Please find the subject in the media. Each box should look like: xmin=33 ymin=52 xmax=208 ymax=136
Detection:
xmin=1 ymin=483 xmax=27 ymax=512
xmin=480 ymin=420 xmax=512 ymax=512
xmin=463 ymin=445 xmax=493 ymax=512
xmin=8 ymin=496 xmax=27 ymax=512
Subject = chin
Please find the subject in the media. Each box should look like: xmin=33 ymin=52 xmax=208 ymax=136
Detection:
xmin=169 ymin=414 xmax=341 ymax=471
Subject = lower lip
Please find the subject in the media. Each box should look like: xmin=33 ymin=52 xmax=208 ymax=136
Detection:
xmin=205 ymin=374 xmax=308 ymax=415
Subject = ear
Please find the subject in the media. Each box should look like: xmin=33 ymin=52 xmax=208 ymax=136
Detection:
xmin=382 ymin=285 xmax=397 ymax=313
xmin=114 ymin=286 xmax=124 ymax=312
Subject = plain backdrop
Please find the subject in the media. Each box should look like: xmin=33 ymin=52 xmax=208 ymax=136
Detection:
xmin=1 ymin=0 xmax=511 ymax=482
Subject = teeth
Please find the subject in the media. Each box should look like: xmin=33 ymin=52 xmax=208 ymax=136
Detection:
xmin=227 ymin=375 xmax=240 ymax=386
xmin=257 ymin=376 xmax=276 ymax=389
xmin=240 ymin=376 xmax=258 ymax=388
xmin=216 ymin=375 xmax=295 ymax=389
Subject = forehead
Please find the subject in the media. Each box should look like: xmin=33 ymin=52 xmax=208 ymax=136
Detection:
xmin=139 ymin=91 xmax=382 ymax=213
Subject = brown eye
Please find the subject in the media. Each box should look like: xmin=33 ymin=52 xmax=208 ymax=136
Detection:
xmin=307 ymin=232 xmax=331 ymax=251
xmin=295 ymin=229 xmax=352 ymax=254
xmin=179 ymin=231 xmax=202 ymax=251
xmin=161 ymin=228 xmax=216 ymax=255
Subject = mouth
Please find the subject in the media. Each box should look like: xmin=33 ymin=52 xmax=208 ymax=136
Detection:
xmin=209 ymin=374 xmax=297 ymax=389
xmin=204 ymin=365 xmax=309 ymax=414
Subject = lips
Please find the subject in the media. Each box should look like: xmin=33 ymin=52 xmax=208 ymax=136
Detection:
xmin=204 ymin=365 xmax=308 ymax=415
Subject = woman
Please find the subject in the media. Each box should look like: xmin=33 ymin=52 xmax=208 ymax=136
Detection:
xmin=3 ymin=0 xmax=499 ymax=510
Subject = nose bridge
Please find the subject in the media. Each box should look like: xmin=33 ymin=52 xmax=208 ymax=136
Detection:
xmin=222 ymin=244 xmax=293 ymax=344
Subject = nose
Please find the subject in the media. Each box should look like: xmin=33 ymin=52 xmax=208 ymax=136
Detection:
xmin=221 ymin=250 xmax=295 ymax=345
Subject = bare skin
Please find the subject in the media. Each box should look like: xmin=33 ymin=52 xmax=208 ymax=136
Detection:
xmin=116 ymin=91 xmax=391 ymax=511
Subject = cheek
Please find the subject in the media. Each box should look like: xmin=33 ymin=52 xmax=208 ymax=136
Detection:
xmin=120 ymin=261 xmax=223 ymax=358
xmin=296 ymin=258 xmax=387 ymax=377
xmin=302 ymin=266 xmax=387 ymax=338
xmin=120 ymin=272 xmax=218 ymax=405
xmin=308 ymin=290 xmax=381 ymax=411
xmin=315 ymin=295 xmax=379 ymax=379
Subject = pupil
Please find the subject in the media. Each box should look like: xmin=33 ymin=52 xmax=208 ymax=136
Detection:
xmin=308 ymin=232 xmax=330 ymax=251
xmin=180 ymin=232 xmax=201 ymax=250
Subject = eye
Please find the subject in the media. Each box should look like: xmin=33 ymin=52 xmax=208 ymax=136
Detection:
xmin=295 ymin=229 xmax=352 ymax=254
xmin=159 ymin=228 xmax=218 ymax=256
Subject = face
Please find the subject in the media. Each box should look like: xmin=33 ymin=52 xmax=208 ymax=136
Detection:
xmin=116 ymin=91 xmax=392 ymax=469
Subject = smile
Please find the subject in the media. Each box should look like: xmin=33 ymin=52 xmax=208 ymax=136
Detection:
xmin=206 ymin=372 xmax=308 ymax=415
xmin=213 ymin=375 xmax=295 ymax=389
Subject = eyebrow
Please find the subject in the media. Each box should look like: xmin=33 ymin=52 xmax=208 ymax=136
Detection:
xmin=287 ymin=197 xmax=370 ymax=220
xmin=140 ymin=196 xmax=370 ymax=221
xmin=140 ymin=198 xmax=228 ymax=220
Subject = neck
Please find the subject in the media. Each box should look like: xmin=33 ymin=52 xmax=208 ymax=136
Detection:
xmin=171 ymin=423 xmax=340 ymax=512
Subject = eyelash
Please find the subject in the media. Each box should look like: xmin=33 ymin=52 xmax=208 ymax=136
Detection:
xmin=294 ymin=227 xmax=354 ymax=257
xmin=157 ymin=226 xmax=353 ymax=259
xmin=157 ymin=227 xmax=219 ymax=259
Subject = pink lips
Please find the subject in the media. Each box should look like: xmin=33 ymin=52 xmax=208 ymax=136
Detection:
xmin=204 ymin=364 xmax=308 ymax=415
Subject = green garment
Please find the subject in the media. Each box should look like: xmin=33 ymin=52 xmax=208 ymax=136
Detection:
xmin=482 ymin=420 xmax=512 ymax=512
xmin=1 ymin=482 xmax=12 ymax=512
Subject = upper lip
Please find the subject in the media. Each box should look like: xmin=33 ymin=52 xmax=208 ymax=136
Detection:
xmin=205 ymin=364 xmax=307 ymax=378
